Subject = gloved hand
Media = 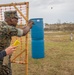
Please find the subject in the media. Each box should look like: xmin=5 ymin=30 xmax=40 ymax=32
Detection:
xmin=22 ymin=20 xmax=34 ymax=35
xmin=27 ymin=20 xmax=34 ymax=28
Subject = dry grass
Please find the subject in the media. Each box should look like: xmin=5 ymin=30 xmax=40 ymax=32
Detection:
xmin=12 ymin=31 xmax=74 ymax=75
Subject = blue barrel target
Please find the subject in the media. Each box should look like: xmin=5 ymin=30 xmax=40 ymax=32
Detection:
xmin=31 ymin=18 xmax=44 ymax=40
xmin=31 ymin=18 xmax=45 ymax=59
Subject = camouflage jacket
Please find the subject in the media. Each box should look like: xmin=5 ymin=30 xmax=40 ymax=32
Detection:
xmin=0 ymin=21 xmax=23 ymax=50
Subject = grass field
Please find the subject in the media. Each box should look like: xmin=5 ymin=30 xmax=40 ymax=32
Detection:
xmin=12 ymin=31 xmax=74 ymax=75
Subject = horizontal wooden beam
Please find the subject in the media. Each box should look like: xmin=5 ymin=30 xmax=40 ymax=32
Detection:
xmin=0 ymin=2 xmax=29 ymax=7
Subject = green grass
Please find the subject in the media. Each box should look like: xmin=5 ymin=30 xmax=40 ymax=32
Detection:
xmin=12 ymin=31 xmax=74 ymax=75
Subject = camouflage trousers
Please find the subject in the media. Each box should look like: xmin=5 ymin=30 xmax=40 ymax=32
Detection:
xmin=3 ymin=55 xmax=12 ymax=75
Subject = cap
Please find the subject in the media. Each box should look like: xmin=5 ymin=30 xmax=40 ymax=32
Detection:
xmin=4 ymin=11 xmax=20 ymax=19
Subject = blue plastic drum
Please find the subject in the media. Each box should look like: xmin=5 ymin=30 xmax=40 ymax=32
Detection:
xmin=31 ymin=40 xmax=45 ymax=59
xmin=31 ymin=18 xmax=44 ymax=40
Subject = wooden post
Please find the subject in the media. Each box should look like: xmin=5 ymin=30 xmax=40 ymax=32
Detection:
xmin=25 ymin=2 xmax=29 ymax=75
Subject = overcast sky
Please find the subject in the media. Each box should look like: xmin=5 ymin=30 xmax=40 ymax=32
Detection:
xmin=0 ymin=0 xmax=74 ymax=24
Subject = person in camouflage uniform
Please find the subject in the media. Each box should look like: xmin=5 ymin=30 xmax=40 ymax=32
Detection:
xmin=0 ymin=10 xmax=33 ymax=75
